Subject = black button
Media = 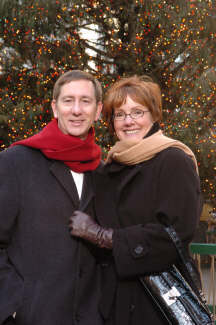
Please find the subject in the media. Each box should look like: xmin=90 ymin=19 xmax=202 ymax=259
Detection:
xmin=130 ymin=304 xmax=135 ymax=312
xmin=101 ymin=262 xmax=109 ymax=267
xmin=134 ymin=245 xmax=144 ymax=255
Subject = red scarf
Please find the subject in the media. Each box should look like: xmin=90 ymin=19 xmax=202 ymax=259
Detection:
xmin=11 ymin=119 xmax=101 ymax=172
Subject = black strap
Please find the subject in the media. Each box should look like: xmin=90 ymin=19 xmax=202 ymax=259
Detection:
xmin=164 ymin=226 xmax=202 ymax=295
xmin=164 ymin=226 xmax=188 ymax=265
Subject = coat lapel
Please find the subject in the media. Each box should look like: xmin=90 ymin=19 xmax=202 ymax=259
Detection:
xmin=94 ymin=163 xmax=143 ymax=228
xmin=50 ymin=161 xmax=80 ymax=207
xmin=79 ymin=172 xmax=94 ymax=212
xmin=116 ymin=163 xmax=142 ymax=203
xmin=94 ymin=168 xmax=120 ymax=228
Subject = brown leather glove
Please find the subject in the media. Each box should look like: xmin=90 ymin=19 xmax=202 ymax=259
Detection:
xmin=69 ymin=210 xmax=113 ymax=249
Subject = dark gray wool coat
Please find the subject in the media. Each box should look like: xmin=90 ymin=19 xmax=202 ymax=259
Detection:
xmin=94 ymin=144 xmax=202 ymax=325
xmin=0 ymin=145 xmax=103 ymax=325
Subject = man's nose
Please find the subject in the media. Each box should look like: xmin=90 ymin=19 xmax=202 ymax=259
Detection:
xmin=72 ymin=101 xmax=82 ymax=114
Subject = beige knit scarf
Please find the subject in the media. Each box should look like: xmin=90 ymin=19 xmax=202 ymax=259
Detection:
xmin=107 ymin=130 xmax=198 ymax=174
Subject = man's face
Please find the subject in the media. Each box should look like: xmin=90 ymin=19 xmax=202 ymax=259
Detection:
xmin=51 ymin=79 xmax=102 ymax=139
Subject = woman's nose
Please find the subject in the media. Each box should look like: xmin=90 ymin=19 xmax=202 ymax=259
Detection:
xmin=124 ymin=114 xmax=135 ymax=124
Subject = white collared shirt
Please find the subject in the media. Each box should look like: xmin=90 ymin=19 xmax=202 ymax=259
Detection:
xmin=70 ymin=171 xmax=84 ymax=199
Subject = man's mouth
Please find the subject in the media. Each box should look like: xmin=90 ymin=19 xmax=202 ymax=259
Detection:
xmin=69 ymin=120 xmax=84 ymax=126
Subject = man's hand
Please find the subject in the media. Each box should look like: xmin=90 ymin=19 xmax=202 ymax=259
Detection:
xmin=69 ymin=211 xmax=113 ymax=249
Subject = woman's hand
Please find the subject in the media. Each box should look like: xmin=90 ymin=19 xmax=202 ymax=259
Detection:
xmin=69 ymin=210 xmax=98 ymax=238
xmin=69 ymin=210 xmax=113 ymax=249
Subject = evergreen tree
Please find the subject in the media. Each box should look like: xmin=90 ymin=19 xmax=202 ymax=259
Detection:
xmin=0 ymin=0 xmax=215 ymax=205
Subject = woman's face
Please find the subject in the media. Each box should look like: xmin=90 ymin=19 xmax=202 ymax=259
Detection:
xmin=113 ymin=95 xmax=154 ymax=141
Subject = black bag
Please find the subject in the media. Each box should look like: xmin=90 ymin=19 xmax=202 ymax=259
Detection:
xmin=139 ymin=226 xmax=214 ymax=325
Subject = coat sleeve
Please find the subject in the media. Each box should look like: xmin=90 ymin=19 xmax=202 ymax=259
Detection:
xmin=112 ymin=148 xmax=202 ymax=278
xmin=0 ymin=150 xmax=24 ymax=324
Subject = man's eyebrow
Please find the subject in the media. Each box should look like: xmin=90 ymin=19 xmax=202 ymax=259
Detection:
xmin=62 ymin=95 xmax=74 ymax=99
xmin=80 ymin=95 xmax=93 ymax=99
xmin=62 ymin=95 xmax=93 ymax=99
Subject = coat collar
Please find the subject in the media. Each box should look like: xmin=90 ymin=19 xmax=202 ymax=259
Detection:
xmin=50 ymin=161 xmax=95 ymax=210
xmin=105 ymin=161 xmax=142 ymax=195
xmin=93 ymin=161 xmax=142 ymax=227
xmin=115 ymin=164 xmax=142 ymax=203
xmin=50 ymin=160 xmax=80 ymax=207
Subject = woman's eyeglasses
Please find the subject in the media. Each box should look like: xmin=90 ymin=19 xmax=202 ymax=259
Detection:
xmin=113 ymin=109 xmax=149 ymax=121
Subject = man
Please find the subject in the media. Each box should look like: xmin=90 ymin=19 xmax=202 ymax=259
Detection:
xmin=0 ymin=70 xmax=103 ymax=325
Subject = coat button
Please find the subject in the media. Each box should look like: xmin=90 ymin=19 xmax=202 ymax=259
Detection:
xmin=130 ymin=304 xmax=135 ymax=312
xmin=101 ymin=262 xmax=109 ymax=267
xmin=134 ymin=245 xmax=144 ymax=255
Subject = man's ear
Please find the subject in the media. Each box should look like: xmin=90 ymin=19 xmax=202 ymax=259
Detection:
xmin=51 ymin=100 xmax=58 ymax=118
xmin=94 ymin=102 xmax=103 ymax=122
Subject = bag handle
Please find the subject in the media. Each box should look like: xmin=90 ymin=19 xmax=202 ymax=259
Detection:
xmin=164 ymin=226 xmax=189 ymax=264
xmin=164 ymin=226 xmax=206 ymax=300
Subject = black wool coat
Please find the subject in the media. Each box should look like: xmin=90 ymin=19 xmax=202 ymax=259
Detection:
xmin=0 ymin=146 xmax=103 ymax=325
xmin=94 ymin=147 xmax=202 ymax=325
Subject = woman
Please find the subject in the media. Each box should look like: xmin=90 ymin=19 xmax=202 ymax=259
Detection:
xmin=69 ymin=75 xmax=202 ymax=324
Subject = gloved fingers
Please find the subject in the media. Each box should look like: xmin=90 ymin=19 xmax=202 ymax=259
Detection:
xmin=68 ymin=220 xmax=74 ymax=235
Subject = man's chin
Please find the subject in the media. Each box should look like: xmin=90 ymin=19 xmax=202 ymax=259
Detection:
xmin=67 ymin=128 xmax=88 ymax=140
